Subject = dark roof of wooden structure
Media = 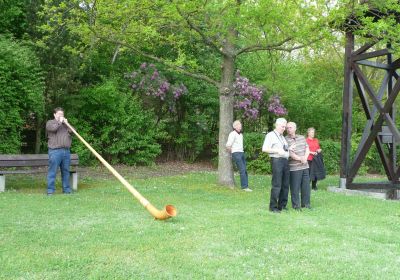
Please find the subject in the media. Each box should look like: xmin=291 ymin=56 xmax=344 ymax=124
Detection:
xmin=335 ymin=1 xmax=400 ymax=33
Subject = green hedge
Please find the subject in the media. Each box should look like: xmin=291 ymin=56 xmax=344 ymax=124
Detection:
xmin=318 ymin=139 xmax=340 ymax=174
xmin=244 ymin=132 xmax=271 ymax=174
xmin=0 ymin=36 xmax=45 ymax=153
xmin=66 ymin=79 xmax=162 ymax=165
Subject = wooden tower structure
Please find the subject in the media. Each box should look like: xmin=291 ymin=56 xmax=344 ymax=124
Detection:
xmin=340 ymin=4 xmax=400 ymax=195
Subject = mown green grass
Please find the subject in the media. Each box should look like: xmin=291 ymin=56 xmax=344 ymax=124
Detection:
xmin=1 ymin=171 xmax=399 ymax=279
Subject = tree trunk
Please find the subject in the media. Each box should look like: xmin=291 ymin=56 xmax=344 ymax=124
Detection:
xmin=217 ymin=51 xmax=236 ymax=186
xmin=34 ymin=117 xmax=42 ymax=154
xmin=218 ymin=94 xmax=235 ymax=186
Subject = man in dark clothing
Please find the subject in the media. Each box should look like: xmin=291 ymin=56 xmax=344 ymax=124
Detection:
xmin=46 ymin=107 xmax=73 ymax=195
xmin=262 ymin=118 xmax=290 ymax=213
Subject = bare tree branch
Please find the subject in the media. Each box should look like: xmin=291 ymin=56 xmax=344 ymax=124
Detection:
xmin=111 ymin=21 xmax=130 ymax=64
xmin=236 ymin=36 xmax=325 ymax=55
xmin=236 ymin=37 xmax=293 ymax=55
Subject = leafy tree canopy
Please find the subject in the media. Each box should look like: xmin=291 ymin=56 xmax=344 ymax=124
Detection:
xmin=0 ymin=36 xmax=45 ymax=153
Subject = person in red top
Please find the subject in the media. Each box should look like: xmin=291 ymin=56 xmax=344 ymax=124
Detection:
xmin=306 ymin=127 xmax=322 ymax=190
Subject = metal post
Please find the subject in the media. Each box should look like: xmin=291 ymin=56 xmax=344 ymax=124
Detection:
xmin=0 ymin=175 xmax=5 ymax=192
xmin=70 ymin=172 xmax=78 ymax=191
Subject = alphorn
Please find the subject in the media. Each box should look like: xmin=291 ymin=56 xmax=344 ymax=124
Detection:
xmin=64 ymin=121 xmax=177 ymax=220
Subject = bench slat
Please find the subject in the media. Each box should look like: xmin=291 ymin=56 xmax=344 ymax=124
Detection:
xmin=0 ymin=169 xmax=77 ymax=174
xmin=0 ymin=159 xmax=79 ymax=167
xmin=0 ymin=154 xmax=79 ymax=168
xmin=0 ymin=154 xmax=78 ymax=160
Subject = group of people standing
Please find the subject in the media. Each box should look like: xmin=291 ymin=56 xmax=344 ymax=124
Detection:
xmin=46 ymin=107 xmax=325 ymax=206
xmin=226 ymin=118 xmax=325 ymax=213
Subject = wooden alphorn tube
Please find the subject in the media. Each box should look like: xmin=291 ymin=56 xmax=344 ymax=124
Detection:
xmin=65 ymin=122 xmax=177 ymax=220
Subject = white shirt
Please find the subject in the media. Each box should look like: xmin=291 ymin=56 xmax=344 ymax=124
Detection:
xmin=226 ymin=130 xmax=244 ymax=153
xmin=262 ymin=130 xmax=289 ymax=158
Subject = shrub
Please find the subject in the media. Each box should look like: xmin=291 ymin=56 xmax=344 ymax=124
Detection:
xmin=350 ymin=133 xmax=385 ymax=175
xmin=318 ymin=139 xmax=341 ymax=175
xmin=66 ymin=79 xmax=162 ymax=165
xmin=0 ymin=36 xmax=45 ymax=153
xmin=247 ymin=152 xmax=272 ymax=174
xmin=244 ymin=132 xmax=272 ymax=174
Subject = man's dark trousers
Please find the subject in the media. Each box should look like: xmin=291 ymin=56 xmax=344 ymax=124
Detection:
xmin=270 ymin=157 xmax=290 ymax=211
xmin=289 ymin=168 xmax=310 ymax=208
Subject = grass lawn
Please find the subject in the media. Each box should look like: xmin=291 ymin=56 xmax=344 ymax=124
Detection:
xmin=0 ymin=168 xmax=399 ymax=279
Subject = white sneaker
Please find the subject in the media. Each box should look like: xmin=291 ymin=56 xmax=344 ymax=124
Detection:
xmin=243 ymin=188 xmax=253 ymax=192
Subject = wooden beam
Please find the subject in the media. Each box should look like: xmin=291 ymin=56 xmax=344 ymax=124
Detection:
xmin=383 ymin=76 xmax=400 ymax=112
xmin=374 ymin=138 xmax=394 ymax=181
xmin=353 ymin=64 xmax=383 ymax=112
xmin=347 ymin=182 xmax=397 ymax=190
xmin=348 ymin=116 xmax=383 ymax=182
xmin=352 ymin=49 xmax=391 ymax=61
xmin=376 ymin=73 xmax=390 ymax=103
xmin=352 ymin=41 xmax=377 ymax=56
xmin=356 ymin=59 xmax=391 ymax=70
xmin=353 ymin=74 xmax=371 ymax=119
xmin=387 ymin=46 xmax=397 ymax=183
xmin=391 ymin=58 xmax=400 ymax=70
xmin=340 ymin=32 xmax=354 ymax=181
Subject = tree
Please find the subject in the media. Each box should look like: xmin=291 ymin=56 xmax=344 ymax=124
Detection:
xmin=40 ymin=0 xmax=331 ymax=186
xmin=0 ymin=0 xmax=28 ymax=38
xmin=0 ymin=36 xmax=45 ymax=153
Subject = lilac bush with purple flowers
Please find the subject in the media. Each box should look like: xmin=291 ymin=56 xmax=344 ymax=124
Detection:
xmin=233 ymin=71 xmax=262 ymax=119
xmin=233 ymin=71 xmax=287 ymax=120
xmin=267 ymin=95 xmax=287 ymax=116
xmin=127 ymin=63 xmax=187 ymax=111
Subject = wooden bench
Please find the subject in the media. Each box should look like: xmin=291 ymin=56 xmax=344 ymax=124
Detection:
xmin=0 ymin=154 xmax=79 ymax=192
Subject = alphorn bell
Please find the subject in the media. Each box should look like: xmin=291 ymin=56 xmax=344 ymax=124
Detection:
xmin=64 ymin=121 xmax=177 ymax=220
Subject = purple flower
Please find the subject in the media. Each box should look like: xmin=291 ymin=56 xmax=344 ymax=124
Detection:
xmin=128 ymin=62 xmax=187 ymax=108
xmin=233 ymin=71 xmax=264 ymax=120
xmin=159 ymin=81 xmax=170 ymax=93
xmin=172 ymin=84 xmax=187 ymax=99
xmin=267 ymin=95 xmax=287 ymax=116
xmin=151 ymin=70 xmax=159 ymax=80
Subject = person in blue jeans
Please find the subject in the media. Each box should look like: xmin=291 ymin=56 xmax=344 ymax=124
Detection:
xmin=226 ymin=120 xmax=252 ymax=192
xmin=46 ymin=107 xmax=73 ymax=195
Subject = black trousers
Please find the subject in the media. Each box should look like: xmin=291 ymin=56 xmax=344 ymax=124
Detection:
xmin=270 ymin=157 xmax=290 ymax=211
xmin=308 ymin=160 xmax=318 ymax=189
